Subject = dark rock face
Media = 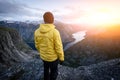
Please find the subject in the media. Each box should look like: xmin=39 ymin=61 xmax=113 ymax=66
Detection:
xmin=57 ymin=58 xmax=120 ymax=80
xmin=0 ymin=27 xmax=43 ymax=80
xmin=0 ymin=58 xmax=120 ymax=80
xmin=0 ymin=27 xmax=37 ymax=66
xmin=0 ymin=60 xmax=43 ymax=80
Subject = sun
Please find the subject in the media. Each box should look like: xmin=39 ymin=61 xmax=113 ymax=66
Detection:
xmin=87 ymin=12 xmax=113 ymax=26
xmin=76 ymin=9 xmax=120 ymax=27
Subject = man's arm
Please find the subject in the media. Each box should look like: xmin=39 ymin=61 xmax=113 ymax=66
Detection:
xmin=54 ymin=29 xmax=64 ymax=61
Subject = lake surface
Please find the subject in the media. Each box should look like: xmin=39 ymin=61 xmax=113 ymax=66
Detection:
xmin=64 ymin=30 xmax=86 ymax=51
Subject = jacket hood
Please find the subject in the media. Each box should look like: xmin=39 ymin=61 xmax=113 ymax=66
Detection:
xmin=39 ymin=24 xmax=55 ymax=33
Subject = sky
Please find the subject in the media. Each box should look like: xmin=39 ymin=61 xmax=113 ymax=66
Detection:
xmin=0 ymin=0 xmax=120 ymax=25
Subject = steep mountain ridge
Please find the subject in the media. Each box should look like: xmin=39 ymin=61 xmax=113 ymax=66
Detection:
xmin=0 ymin=26 xmax=38 ymax=66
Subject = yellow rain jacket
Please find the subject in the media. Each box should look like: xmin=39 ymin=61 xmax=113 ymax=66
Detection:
xmin=34 ymin=24 xmax=64 ymax=62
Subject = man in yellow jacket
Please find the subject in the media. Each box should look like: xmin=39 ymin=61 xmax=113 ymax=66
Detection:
xmin=34 ymin=12 xmax=64 ymax=80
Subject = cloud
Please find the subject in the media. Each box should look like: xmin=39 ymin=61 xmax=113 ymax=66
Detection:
xmin=0 ymin=0 xmax=84 ymax=21
xmin=57 ymin=5 xmax=87 ymax=23
xmin=0 ymin=0 xmax=46 ymax=21
xmin=0 ymin=0 xmax=28 ymax=15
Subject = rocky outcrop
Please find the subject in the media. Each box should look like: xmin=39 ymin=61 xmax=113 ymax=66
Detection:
xmin=0 ymin=27 xmax=38 ymax=66
xmin=1 ymin=57 xmax=120 ymax=80
xmin=57 ymin=58 xmax=120 ymax=80
xmin=0 ymin=26 xmax=43 ymax=80
xmin=0 ymin=59 xmax=43 ymax=80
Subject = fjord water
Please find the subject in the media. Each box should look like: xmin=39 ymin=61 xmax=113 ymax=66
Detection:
xmin=64 ymin=30 xmax=86 ymax=51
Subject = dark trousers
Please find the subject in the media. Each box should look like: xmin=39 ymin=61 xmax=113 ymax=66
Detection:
xmin=43 ymin=59 xmax=58 ymax=80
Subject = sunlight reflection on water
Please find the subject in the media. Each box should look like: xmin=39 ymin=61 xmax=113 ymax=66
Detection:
xmin=64 ymin=30 xmax=87 ymax=51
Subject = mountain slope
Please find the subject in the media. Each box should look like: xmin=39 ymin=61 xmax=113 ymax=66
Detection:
xmin=64 ymin=25 xmax=120 ymax=67
xmin=0 ymin=26 xmax=38 ymax=66
xmin=57 ymin=58 xmax=120 ymax=80
xmin=0 ymin=26 xmax=43 ymax=80
xmin=0 ymin=26 xmax=120 ymax=80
